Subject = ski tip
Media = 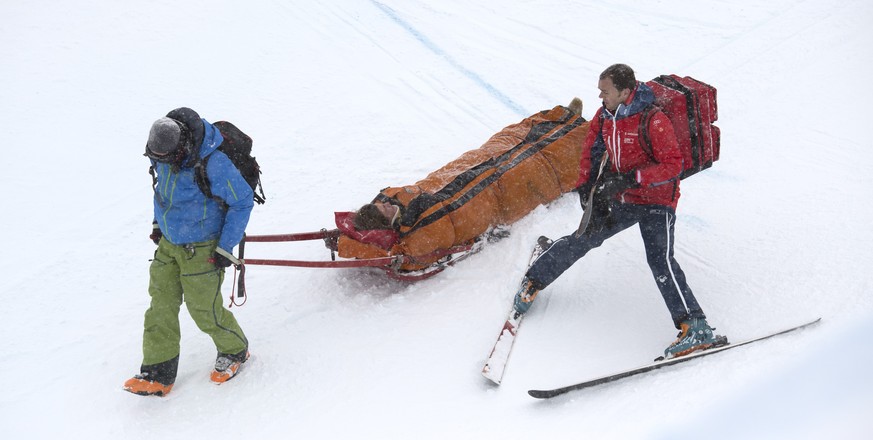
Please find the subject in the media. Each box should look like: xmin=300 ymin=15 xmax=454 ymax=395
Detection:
xmin=482 ymin=367 xmax=502 ymax=386
xmin=527 ymin=389 xmax=557 ymax=399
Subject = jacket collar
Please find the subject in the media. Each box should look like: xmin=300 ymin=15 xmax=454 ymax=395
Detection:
xmin=602 ymin=82 xmax=655 ymax=120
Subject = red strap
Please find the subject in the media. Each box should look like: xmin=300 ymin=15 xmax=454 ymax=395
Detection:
xmin=227 ymin=265 xmax=247 ymax=308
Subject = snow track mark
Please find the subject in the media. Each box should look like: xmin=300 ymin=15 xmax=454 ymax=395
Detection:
xmin=370 ymin=0 xmax=528 ymax=117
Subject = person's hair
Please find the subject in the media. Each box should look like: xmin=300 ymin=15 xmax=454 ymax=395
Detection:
xmin=353 ymin=204 xmax=393 ymax=230
xmin=600 ymin=64 xmax=636 ymax=92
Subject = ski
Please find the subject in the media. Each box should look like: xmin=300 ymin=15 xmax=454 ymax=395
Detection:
xmin=481 ymin=307 xmax=525 ymax=385
xmin=528 ymin=317 xmax=822 ymax=399
xmin=482 ymin=236 xmax=552 ymax=385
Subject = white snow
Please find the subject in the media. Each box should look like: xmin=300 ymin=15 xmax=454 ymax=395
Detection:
xmin=2 ymin=0 xmax=872 ymax=438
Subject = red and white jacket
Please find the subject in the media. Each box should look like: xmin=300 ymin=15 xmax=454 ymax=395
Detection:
xmin=577 ymin=82 xmax=683 ymax=209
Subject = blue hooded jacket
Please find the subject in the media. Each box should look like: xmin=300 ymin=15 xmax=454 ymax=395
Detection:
xmin=151 ymin=110 xmax=254 ymax=254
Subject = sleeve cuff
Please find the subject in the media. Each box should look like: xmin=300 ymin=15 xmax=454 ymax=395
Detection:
xmin=215 ymin=246 xmax=241 ymax=265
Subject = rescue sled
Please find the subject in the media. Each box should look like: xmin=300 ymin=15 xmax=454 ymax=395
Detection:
xmin=239 ymin=103 xmax=589 ymax=282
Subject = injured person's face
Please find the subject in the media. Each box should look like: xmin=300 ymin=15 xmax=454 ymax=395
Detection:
xmin=353 ymin=203 xmax=401 ymax=230
xmin=375 ymin=203 xmax=400 ymax=223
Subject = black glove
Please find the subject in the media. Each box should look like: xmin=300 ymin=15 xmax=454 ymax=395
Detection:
xmin=211 ymin=252 xmax=234 ymax=268
xmin=150 ymin=222 xmax=162 ymax=245
xmin=210 ymin=247 xmax=241 ymax=269
xmin=595 ymin=171 xmax=638 ymax=198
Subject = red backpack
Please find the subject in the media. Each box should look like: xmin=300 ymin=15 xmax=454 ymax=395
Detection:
xmin=640 ymin=75 xmax=720 ymax=179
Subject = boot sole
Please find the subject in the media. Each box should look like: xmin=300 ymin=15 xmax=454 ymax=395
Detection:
xmin=664 ymin=335 xmax=729 ymax=360
xmin=122 ymin=380 xmax=173 ymax=397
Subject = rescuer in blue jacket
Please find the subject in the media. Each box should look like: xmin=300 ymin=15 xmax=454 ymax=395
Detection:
xmin=124 ymin=107 xmax=253 ymax=397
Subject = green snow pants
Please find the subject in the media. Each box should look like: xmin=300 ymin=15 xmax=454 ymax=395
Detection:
xmin=142 ymin=238 xmax=248 ymax=366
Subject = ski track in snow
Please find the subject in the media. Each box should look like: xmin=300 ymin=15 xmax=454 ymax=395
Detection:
xmin=370 ymin=0 xmax=529 ymax=117
xmin=2 ymin=0 xmax=872 ymax=439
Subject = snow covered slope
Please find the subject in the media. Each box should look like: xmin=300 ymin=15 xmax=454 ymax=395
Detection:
xmin=2 ymin=0 xmax=871 ymax=438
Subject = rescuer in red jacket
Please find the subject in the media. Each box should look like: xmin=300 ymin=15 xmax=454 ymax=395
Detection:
xmin=514 ymin=64 xmax=725 ymax=359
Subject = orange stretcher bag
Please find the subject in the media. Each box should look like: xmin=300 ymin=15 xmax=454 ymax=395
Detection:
xmin=337 ymin=104 xmax=589 ymax=270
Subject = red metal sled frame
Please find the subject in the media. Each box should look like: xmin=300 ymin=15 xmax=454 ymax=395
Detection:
xmin=241 ymin=229 xmax=477 ymax=281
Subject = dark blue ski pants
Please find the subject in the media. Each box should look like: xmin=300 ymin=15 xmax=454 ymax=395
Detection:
xmin=526 ymin=201 xmax=706 ymax=328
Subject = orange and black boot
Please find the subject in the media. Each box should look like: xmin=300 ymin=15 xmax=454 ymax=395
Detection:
xmin=123 ymin=356 xmax=178 ymax=397
xmin=210 ymin=349 xmax=250 ymax=384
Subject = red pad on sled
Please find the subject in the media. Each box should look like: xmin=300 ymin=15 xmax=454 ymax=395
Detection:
xmin=334 ymin=212 xmax=399 ymax=250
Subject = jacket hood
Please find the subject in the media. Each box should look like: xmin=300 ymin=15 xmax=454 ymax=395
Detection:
xmin=163 ymin=107 xmax=223 ymax=163
xmin=166 ymin=107 xmax=204 ymax=147
xmin=198 ymin=120 xmax=223 ymax=158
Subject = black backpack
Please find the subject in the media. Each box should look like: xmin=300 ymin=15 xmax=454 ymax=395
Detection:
xmin=195 ymin=121 xmax=266 ymax=205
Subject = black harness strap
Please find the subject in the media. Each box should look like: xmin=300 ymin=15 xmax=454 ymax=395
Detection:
xmin=402 ymin=115 xmax=586 ymax=237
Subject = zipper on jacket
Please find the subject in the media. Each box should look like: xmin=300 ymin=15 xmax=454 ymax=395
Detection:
xmin=605 ymin=104 xmax=624 ymax=172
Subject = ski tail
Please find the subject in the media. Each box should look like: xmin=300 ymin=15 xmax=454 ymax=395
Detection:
xmin=482 ymin=237 xmax=552 ymax=385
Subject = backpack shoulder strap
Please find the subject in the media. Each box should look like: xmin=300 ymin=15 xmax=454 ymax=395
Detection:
xmin=193 ymin=155 xmax=217 ymax=202
xmin=195 ymin=154 xmax=234 ymax=210
xmin=591 ymin=109 xmax=607 ymax=164
xmin=637 ymin=105 xmax=657 ymax=161
xmin=192 ymin=123 xmax=227 ymax=201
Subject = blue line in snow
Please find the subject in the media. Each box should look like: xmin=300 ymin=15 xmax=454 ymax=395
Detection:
xmin=371 ymin=1 xmax=528 ymax=116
